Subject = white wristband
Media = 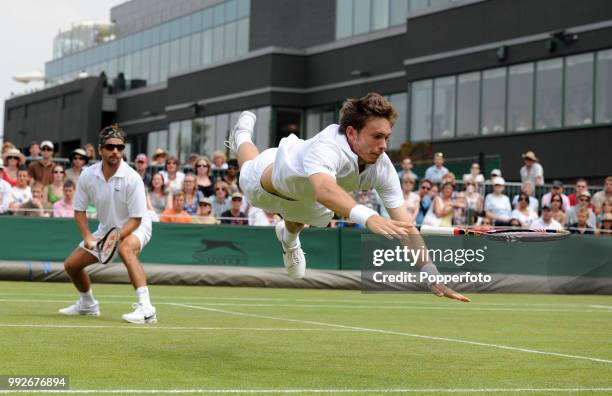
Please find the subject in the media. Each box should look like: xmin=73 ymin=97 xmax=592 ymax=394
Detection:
xmin=349 ymin=204 xmax=378 ymax=226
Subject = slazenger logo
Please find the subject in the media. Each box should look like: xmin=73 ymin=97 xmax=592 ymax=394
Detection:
xmin=192 ymin=239 xmax=248 ymax=265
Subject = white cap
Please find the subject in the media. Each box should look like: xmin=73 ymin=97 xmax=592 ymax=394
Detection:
xmin=491 ymin=169 xmax=502 ymax=177
xmin=40 ymin=140 xmax=54 ymax=150
xmin=493 ymin=177 xmax=506 ymax=186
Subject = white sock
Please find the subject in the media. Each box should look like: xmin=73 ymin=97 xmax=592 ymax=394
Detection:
xmin=79 ymin=289 xmax=95 ymax=305
xmin=235 ymin=130 xmax=253 ymax=148
xmin=282 ymin=228 xmax=300 ymax=248
xmin=136 ymin=286 xmax=152 ymax=307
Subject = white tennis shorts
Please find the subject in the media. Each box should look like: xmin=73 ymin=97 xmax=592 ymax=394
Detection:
xmin=78 ymin=218 xmax=152 ymax=254
xmin=239 ymin=148 xmax=334 ymax=228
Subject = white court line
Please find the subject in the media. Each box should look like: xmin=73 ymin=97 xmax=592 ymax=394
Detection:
xmin=591 ymin=305 xmax=612 ymax=310
xmin=1 ymin=299 xmax=610 ymax=314
xmin=170 ymin=303 xmax=612 ymax=365
xmin=1 ymin=387 xmax=612 ymax=394
xmin=0 ymin=324 xmax=356 ymax=332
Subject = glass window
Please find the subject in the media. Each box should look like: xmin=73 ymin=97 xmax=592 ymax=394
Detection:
xmin=150 ymin=25 xmax=161 ymax=45
xmin=159 ymin=42 xmax=170 ymax=81
xmin=179 ymin=120 xmax=192 ymax=162
xmin=203 ymin=8 xmax=213 ymax=30
xmin=170 ymin=18 xmax=182 ymax=40
xmin=388 ymin=92 xmax=408 ymax=149
xmin=565 ymin=53 xmax=594 ymax=127
xmin=133 ymin=31 xmax=143 ymax=52
xmin=216 ymin=113 xmax=230 ymax=151
xmin=123 ymin=53 xmax=132 ymax=80
xmin=389 ymin=0 xmax=408 ymax=26
xmin=508 ymin=63 xmax=534 ymax=132
xmin=481 ymin=67 xmax=506 ymax=135
xmin=192 ymin=118 xmax=207 ymax=156
xmin=372 ymin=0 xmax=390 ymax=31
xmin=191 ymin=11 xmax=203 ymax=32
xmin=202 ymin=29 xmax=213 ymax=65
xmin=169 ymin=39 xmax=180 ymax=74
xmin=535 ymin=59 xmax=562 ymax=130
xmin=354 ymin=0 xmax=371 ymax=35
xmin=201 ymin=116 xmax=216 ymax=156
xmin=237 ymin=0 xmax=250 ymax=18
xmin=142 ymin=29 xmax=152 ymax=48
xmin=306 ymin=109 xmax=322 ymax=138
xmin=224 ymin=21 xmax=237 ymax=59
xmin=180 ymin=15 xmax=192 ymax=37
xmin=179 ymin=36 xmax=191 ymax=72
xmin=456 ymin=72 xmax=480 ymax=137
xmin=255 ymin=107 xmax=272 ymax=148
xmin=140 ymin=49 xmax=151 ymax=82
xmin=132 ymin=51 xmax=142 ymax=79
xmin=236 ymin=18 xmax=249 ymax=55
xmin=408 ymin=0 xmax=429 ymax=13
xmin=147 ymin=130 xmax=168 ymax=159
xmin=226 ymin=0 xmax=237 ymax=21
xmin=168 ymin=122 xmax=180 ymax=158
xmin=433 ymin=76 xmax=456 ymax=139
xmin=160 ymin=21 xmax=171 ymax=43
xmin=596 ymin=49 xmax=612 ymax=124
xmin=150 ymin=45 xmax=160 ymax=84
xmin=190 ymin=32 xmax=202 ymax=70
xmin=336 ymin=0 xmax=353 ymax=39
xmin=213 ymin=26 xmax=224 ymax=62
xmin=410 ymin=79 xmax=432 ymax=141
xmin=213 ymin=4 xmax=225 ymax=26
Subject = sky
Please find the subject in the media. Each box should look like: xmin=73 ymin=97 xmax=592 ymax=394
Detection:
xmin=0 ymin=0 xmax=125 ymax=142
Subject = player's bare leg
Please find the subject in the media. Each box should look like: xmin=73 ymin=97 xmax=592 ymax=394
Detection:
xmin=59 ymin=248 xmax=100 ymax=316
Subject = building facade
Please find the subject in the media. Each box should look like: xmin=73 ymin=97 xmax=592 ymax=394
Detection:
xmin=4 ymin=0 xmax=612 ymax=181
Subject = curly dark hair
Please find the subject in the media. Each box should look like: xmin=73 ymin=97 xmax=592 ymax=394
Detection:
xmin=338 ymin=92 xmax=398 ymax=135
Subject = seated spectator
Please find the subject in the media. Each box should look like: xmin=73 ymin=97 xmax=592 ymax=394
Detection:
xmin=84 ymin=143 xmax=97 ymax=163
xmin=484 ymin=178 xmax=512 ymax=226
xmin=65 ymin=148 xmax=89 ymax=185
xmin=568 ymin=178 xmax=588 ymax=207
xmin=423 ymin=182 xmax=460 ymax=227
xmin=8 ymin=168 xmax=32 ymax=212
xmin=596 ymin=199 xmax=612 ymax=225
xmin=220 ymin=192 xmax=247 ymax=225
xmin=16 ymin=182 xmax=52 ymax=217
xmin=512 ymin=181 xmax=539 ymax=211
xmin=192 ymin=196 xmax=217 ymax=225
xmin=569 ymin=207 xmax=594 ymax=235
xmin=489 ymin=169 xmax=502 ymax=185
xmin=593 ymin=176 xmax=612 ymax=215
xmin=182 ymin=173 xmax=203 ymax=215
xmin=416 ymin=179 xmax=433 ymax=225
xmin=44 ymin=164 xmax=65 ymax=205
xmin=530 ymin=204 xmax=563 ymax=230
xmin=520 ymin=150 xmax=544 ymax=186
xmin=402 ymin=175 xmax=420 ymax=224
xmin=160 ymin=192 xmax=192 ymax=223
xmin=53 ymin=180 xmax=76 ymax=218
xmin=510 ymin=192 xmax=538 ymax=227
xmin=462 ymin=163 xmax=485 ymax=185
xmin=599 ymin=213 xmax=612 ymax=237
xmin=211 ymin=150 xmax=228 ymax=170
xmin=424 ymin=152 xmax=448 ymax=184
xmin=195 ymin=157 xmax=214 ymax=197
xmin=397 ymin=157 xmax=418 ymax=181
xmin=160 ymin=156 xmax=185 ymax=195
xmin=509 ymin=218 xmax=522 ymax=228
xmin=152 ymin=148 xmax=168 ymax=167
xmin=146 ymin=173 xmax=171 ymax=216
xmin=566 ymin=191 xmax=597 ymax=228
xmin=459 ymin=179 xmax=484 ymax=225
xmin=541 ymin=180 xmax=570 ymax=212
xmin=476 ymin=216 xmax=493 ymax=227
xmin=2 ymin=148 xmax=25 ymax=187
xmin=28 ymin=141 xmax=41 ymax=159
xmin=28 ymin=140 xmax=56 ymax=186
xmin=430 ymin=184 xmax=439 ymax=198
xmin=212 ymin=181 xmax=231 ymax=218
xmin=549 ymin=192 xmax=567 ymax=226
xmin=223 ymin=159 xmax=240 ymax=195
xmin=441 ymin=172 xmax=456 ymax=186
xmin=133 ymin=153 xmax=151 ymax=186
xmin=0 ymin=159 xmax=12 ymax=214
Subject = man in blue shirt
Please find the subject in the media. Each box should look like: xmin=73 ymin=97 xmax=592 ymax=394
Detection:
xmin=424 ymin=152 xmax=448 ymax=184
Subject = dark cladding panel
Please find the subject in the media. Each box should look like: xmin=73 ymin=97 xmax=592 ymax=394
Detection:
xmin=117 ymin=89 xmax=168 ymax=123
xmin=250 ymin=0 xmax=335 ymax=50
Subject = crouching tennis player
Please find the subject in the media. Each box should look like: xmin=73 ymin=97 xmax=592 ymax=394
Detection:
xmin=58 ymin=125 xmax=157 ymax=323
xmin=228 ymin=93 xmax=468 ymax=302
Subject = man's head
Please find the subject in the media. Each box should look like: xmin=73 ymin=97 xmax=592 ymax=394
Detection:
xmin=40 ymin=140 xmax=54 ymax=160
xmin=152 ymin=148 xmax=167 ymax=165
xmin=198 ymin=196 xmax=212 ymax=214
xmin=227 ymin=159 xmax=239 ymax=176
xmin=172 ymin=192 xmax=185 ymax=211
xmin=419 ymin=179 xmax=433 ymax=197
xmin=522 ymin=150 xmax=538 ymax=167
xmin=401 ymin=158 xmax=413 ymax=171
xmin=577 ymin=191 xmax=591 ymax=208
xmin=98 ymin=125 xmax=126 ymax=166
xmin=574 ymin=178 xmax=588 ymax=194
xmin=577 ymin=207 xmax=589 ymax=226
xmin=604 ymin=176 xmax=612 ymax=194
xmin=63 ymin=179 xmax=75 ymax=202
xmin=339 ymin=93 xmax=397 ymax=165
xmin=16 ymin=168 xmax=29 ymax=188
xmin=29 ymin=141 xmax=40 ymax=157
xmin=231 ymin=192 xmax=243 ymax=210
xmin=135 ymin=153 xmax=148 ymax=171
xmin=31 ymin=182 xmax=44 ymax=200
xmin=70 ymin=148 xmax=89 ymax=168
xmin=433 ymin=152 xmax=444 ymax=167
xmin=542 ymin=204 xmax=553 ymax=222
xmin=551 ymin=180 xmax=564 ymax=194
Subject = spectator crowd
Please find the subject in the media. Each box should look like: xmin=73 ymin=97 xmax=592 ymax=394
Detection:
xmin=1 ymin=140 xmax=611 ymax=236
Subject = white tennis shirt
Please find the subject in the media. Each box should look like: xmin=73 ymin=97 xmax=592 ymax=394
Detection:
xmin=272 ymin=124 xmax=404 ymax=209
xmin=74 ymin=160 xmax=150 ymax=234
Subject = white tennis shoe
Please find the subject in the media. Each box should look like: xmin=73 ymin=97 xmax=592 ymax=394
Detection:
xmin=224 ymin=111 xmax=256 ymax=153
xmin=58 ymin=299 xmax=100 ymax=317
xmin=122 ymin=303 xmax=157 ymax=324
xmin=275 ymin=221 xmax=306 ymax=279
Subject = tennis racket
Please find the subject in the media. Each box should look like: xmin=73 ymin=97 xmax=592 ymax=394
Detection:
xmin=419 ymin=225 xmax=570 ymax=242
xmin=96 ymin=227 xmax=121 ymax=264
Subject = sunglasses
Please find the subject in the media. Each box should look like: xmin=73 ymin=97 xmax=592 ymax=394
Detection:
xmin=73 ymin=156 xmax=86 ymax=161
xmin=41 ymin=147 xmax=53 ymax=151
xmin=421 ymin=186 xmax=431 ymax=190
xmin=103 ymin=143 xmax=125 ymax=151
xmin=232 ymin=197 xmax=242 ymax=201
xmin=196 ymin=164 xmax=209 ymax=168
xmin=199 ymin=203 xmax=211 ymax=207
xmin=518 ymin=197 xmax=528 ymax=202
xmin=216 ymin=187 xmax=226 ymax=191
xmin=7 ymin=156 xmax=19 ymax=160
xmin=53 ymin=170 xmax=65 ymax=174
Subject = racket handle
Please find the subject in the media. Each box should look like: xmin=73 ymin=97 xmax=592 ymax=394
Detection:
xmin=419 ymin=225 xmax=460 ymax=236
